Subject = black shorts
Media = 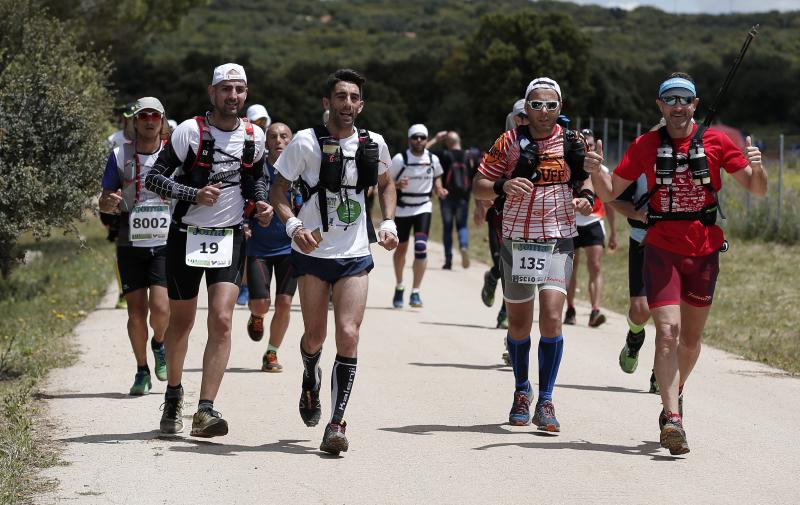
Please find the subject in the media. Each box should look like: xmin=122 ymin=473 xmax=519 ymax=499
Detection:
xmin=573 ymin=220 xmax=605 ymax=249
xmin=166 ymin=225 xmax=245 ymax=300
xmin=628 ymin=237 xmax=646 ymax=298
xmin=396 ymin=212 xmax=432 ymax=243
xmin=246 ymin=254 xmax=297 ymax=299
xmin=117 ymin=245 xmax=167 ymax=295
xmin=291 ymin=250 xmax=373 ymax=284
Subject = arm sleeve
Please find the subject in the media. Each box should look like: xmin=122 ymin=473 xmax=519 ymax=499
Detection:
xmin=242 ymin=155 xmax=268 ymax=202
xmin=101 ymin=152 xmax=121 ymax=190
xmin=144 ymin=140 xmax=199 ymax=202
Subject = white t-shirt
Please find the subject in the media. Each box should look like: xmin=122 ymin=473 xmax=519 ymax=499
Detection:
xmin=389 ymin=149 xmax=442 ymax=217
xmin=575 ymin=164 xmax=610 ymax=227
xmin=275 ymin=127 xmax=391 ymax=259
xmin=107 ymin=130 xmax=130 ymax=151
xmin=169 ymin=117 xmax=266 ymax=228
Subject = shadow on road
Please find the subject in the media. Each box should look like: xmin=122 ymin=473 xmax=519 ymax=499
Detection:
xmin=474 ymin=439 xmax=681 ymax=460
xmin=182 ymin=367 xmax=262 ymax=374
xmin=420 ymin=321 xmax=497 ymax=330
xmin=37 ymin=392 xmax=136 ymax=400
xmin=408 ymin=362 xmax=510 ymax=371
xmin=557 ymin=384 xmax=648 ymax=394
xmin=380 ymin=423 xmax=514 ymax=436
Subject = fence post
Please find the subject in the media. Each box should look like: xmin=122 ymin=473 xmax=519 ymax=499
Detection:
xmin=778 ymin=133 xmax=784 ymax=229
xmin=617 ymin=118 xmax=623 ymax=163
xmin=636 ymin=122 xmax=641 ymax=137
xmin=603 ymin=117 xmax=609 ymax=155
xmin=589 ymin=116 xmax=595 ymax=132
xmin=576 ymin=116 xmax=581 ymax=131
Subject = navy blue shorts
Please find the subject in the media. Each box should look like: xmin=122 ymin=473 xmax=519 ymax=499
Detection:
xmin=291 ymin=250 xmax=374 ymax=284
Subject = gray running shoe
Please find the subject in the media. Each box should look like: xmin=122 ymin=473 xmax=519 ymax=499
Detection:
xmin=191 ymin=407 xmax=229 ymax=438
xmin=658 ymin=393 xmax=684 ymax=430
xmin=659 ymin=414 xmax=690 ymax=455
xmin=299 ymin=388 xmax=322 ymax=427
xmin=532 ymin=400 xmax=561 ymax=432
xmin=159 ymin=390 xmax=184 ymax=434
xmin=320 ymin=421 xmax=349 ymax=455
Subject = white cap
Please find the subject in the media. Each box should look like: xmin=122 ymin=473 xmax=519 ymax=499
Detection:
xmin=512 ymin=99 xmax=526 ymax=116
xmin=524 ymin=77 xmax=561 ymax=100
xmin=211 ymin=63 xmax=247 ymax=86
xmin=408 ymin=124 xmax=428 ymax=138
xmin=132 ymin=96 xmax=165 ymax=115
xmin=167 ymin=119 xmax=178 ymax=130
xmin=246 ymin=104 xmax=271 ymax=125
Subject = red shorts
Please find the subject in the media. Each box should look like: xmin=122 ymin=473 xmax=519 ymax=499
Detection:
xmin=643 ymin=244 xmax=719 ymax=308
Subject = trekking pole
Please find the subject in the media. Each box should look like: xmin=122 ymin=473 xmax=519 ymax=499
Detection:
xmin=703 ymin=24 xmax=759 ymax=127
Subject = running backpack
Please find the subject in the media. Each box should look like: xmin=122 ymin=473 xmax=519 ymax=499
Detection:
xmin=443 ymin=150 xmax=473 ymax=198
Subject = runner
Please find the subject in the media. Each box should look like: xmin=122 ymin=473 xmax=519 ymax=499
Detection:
xmin=99 ymin=96 xmax=170 ymax=396
xmin=587 ymin=72 xmax=767 ymax=454
xmin=473 ymin=77 xmax=595 ymax=432
xmin=245 ymin=122 xmax=296 ymax=372
xmin=390 ymin=124 xmax=446 ymax=308
xmin=145 ymin=63 xmax=273 ymax=437
xmin=564 ymin=129 xmax=617 ymax=327
xmin=269 ymin=68 xmax=398 ymax=455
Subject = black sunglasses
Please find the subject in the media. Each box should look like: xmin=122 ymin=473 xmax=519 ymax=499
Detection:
xmin=660 ymin=95 xmax=695 ymax=106
xmin=410 ymin=135 xmax=427 ymax=141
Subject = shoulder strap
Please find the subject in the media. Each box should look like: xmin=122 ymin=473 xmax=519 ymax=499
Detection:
xmin=241 ymin=118 xmax=255 ymax=168
xmin=396 ymin=151 xmax=409 ymax=181
xmin=191 ymin=116 xmax=215 ymax=171
xmin=312 ymin=124 xmax=330 ymax=150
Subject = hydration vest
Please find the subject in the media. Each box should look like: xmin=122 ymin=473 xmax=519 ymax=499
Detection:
xmin=510 ymin=125 xmax=589 ymax=191
xmin=172 ymin=115 xmax=256 ymax=225
xmin=395 ymin=150 xmax=434 ymax=207
xmin=634 ymin=125 xmax=723 ymax=226
xmin=119 ymin=140 xmax=168 ymax=212
xmin=294 ymin=125 xmax=379 ymax=239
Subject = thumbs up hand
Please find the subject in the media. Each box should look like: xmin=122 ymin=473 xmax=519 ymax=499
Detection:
xmin=745 ymin=135 xmax=762 ymax=168
xmin=584 ymin=138 xmax=603 ymax=173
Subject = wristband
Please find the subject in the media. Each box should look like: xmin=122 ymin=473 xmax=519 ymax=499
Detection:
xmin=379 ymin=219 xmax=397 ymax=237
xmin=493 ymin=178 xmax=507 ymax=196
xmin=285 ymin=216 xmax=303 ymax=239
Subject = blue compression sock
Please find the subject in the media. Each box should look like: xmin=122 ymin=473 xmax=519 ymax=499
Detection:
xmin=537 ymin=335 xmax=564 ymax=401
xmin=506 ymin=335 xmax=531 ymax=392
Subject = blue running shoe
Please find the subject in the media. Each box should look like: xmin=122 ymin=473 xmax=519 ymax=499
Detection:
xmin=409 ymin=291 xmax=423 ymax=308
xmin=236 ymin=285 xmax=249 ymax=306
xmin=392 ymin=287 xmax=404 ymax=308
xmin=533 ymin=400 xmax=561 ymax=432
xmin=508 ymin=386 xmax=533 ymax=426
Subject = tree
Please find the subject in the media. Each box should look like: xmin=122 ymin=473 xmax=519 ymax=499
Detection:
xmin=0 ymin=0 xmax=114 ymax=276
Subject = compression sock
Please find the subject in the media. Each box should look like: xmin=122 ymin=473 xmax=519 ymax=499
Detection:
xmin=537 ymin=335 xmax=564 ymax=402
xmin=627 ymin=316 xmax=646 ymax=335
xmin=198 ymin=399 xmax=214 ymax=412
xmin=506 ymin=335 xmax=531 ymax=392
xmin=165 ymin=383 xmax=183 ymax=398
xmin=150 ymin=336 xmax=164 ymax=351
xmin=330 ymin=355 xmax=357 ymax=424
xmin=267 ymin=344 xmax=279 ymax=353
xmin=300 ymin=342 xmax=322 ymax=391
xmin=137 ymin=365 xmax=150 ymax=374
xmin=626 ymin=327 xmax=646 ymax=352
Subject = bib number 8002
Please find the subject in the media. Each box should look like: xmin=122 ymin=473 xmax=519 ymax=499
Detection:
xmin=132 ymin=217 xmax=169 ymax=229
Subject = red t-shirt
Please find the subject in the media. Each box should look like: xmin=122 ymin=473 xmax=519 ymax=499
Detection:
xmin=614 ymin=125 xmax=748 ymax=256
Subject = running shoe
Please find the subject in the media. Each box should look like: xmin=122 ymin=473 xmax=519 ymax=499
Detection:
xmin=588 ymin=309 xmax=606 ymax=327
xmin=618 ymin=329 xmax=645 ymax=374
xmin=392 ymin=286 xmax=404 ymax=308
xmin=159 ymin=389 xmax=184 ymax=434
xmin=320 ymin=421 xmax=349 ymax=455
xmin=129 ymin=370 xmax=152 ymax=396
xmin=236 ymin=285 xmax=249 ymax=306
xmin=564 ymin=306 xmax=576 ymax=325
xmin=247 ymin=314 xmax=264 ymax=342
xmin=152 ymin=343 xmax=167 ymax=381
xmin=658 ymin=393 xmax=684 ymax=430
xmin=460 ymin=247 xmax=470 ymax=269
xmin=481 ymin=271 xmax=498 ymax=307
xmin=497 ymin=311 xmax=509 ymax=329
xmin=659 ymin=413 xmax=690 ymax=455
xmin=115 ymin=296 xmax=127 ymax=310
xmin=442 ymin=259 xmax=452 ymax=270
xmin=533 ymin=400 xmax=561 ymax=432
xmin=299 ymin=387 xmax=322 ymax=427
xmin=508 ymin=386 xmax=533 ymax=426
xmin=261 ymin=350 xmax=283 ymax=373
xmin=649 ymin=370 xmax=660 ymax=394
xmin=191 ymin=407 xmax=229 ymax=438
xmin=501 ymin=337 xmax=511 ymax=366
xmin=409 ymin=291 xmax=423 ymax=308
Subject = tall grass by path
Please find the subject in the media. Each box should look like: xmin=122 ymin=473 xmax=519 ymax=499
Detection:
xmin=0 ymin=223 xmax=114 ymax=505
xmin=427 ymin=197 xmax=800 ymax=375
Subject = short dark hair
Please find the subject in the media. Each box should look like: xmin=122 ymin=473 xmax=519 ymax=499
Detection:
xmin=667 ymin=71 xmax=695 ymax=84
xmin=324 ymin=68 xmax=366 ymax=99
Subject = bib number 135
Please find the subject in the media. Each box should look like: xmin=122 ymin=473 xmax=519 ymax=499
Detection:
xmin=511 ymin=241 xmax=554 ymax=285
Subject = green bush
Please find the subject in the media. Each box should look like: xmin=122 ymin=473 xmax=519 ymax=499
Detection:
xmin=0 ymin=0 xmax=113 ymax=277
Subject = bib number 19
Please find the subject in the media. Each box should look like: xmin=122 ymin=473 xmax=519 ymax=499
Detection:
xmin=200 ymin=242 xmax=218 ymax=254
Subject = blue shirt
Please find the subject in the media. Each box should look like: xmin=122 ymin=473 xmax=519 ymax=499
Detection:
xmin=246 ymin=162 xmax=292 ymax=257
xmin=101 ymin=152 xmax=121 ymax=190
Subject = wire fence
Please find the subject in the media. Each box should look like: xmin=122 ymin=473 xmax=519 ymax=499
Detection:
xmin=575 ymin=116 xmax=800 ymax=244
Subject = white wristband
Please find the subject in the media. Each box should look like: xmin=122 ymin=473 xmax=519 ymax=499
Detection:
xmin=379 ymin=219 xmax=397 ymax=237
xmin=285 ymin=217 xmax=303 ymax=239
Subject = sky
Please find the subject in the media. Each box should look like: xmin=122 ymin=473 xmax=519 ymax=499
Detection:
xmin=561 ymin=0 xmax=799 ymax=14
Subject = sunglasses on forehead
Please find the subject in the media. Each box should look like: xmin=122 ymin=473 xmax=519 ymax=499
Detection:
xmin=135 ymin=111 xmax=162 ymax=121
xmin=660 ymin=95 xmax=695 ymax=106
xmin=527 ymin=100 xmax=560 ymax=111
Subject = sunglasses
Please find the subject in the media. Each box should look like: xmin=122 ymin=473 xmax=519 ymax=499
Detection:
xmin=135 ymin=111 xmax=162 ymax=121
xmin=410 ymin=135 xmax=427 ymax=141
xmin=660 ymin=95 xmax=695 ymax=106
xmin=580 ymin=128 xmax=594 ymax=137
xmin=527 ymin=100 xmax=560 ymax=111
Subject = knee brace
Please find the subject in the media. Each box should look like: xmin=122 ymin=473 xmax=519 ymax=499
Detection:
xmin=414 ymin=232 xmax=428 ymax=260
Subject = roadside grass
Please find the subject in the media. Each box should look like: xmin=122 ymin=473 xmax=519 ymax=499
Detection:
xmin=0 ymin=222 xmax=114 ymax=505
xmin=428 ymin=198 xmax=800 ymax=374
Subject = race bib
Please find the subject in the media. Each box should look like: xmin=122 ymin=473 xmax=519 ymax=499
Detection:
xmin=511 ymin=240 xmax=554 ymax=284
xmin=185 ymin=226 xmax=234 ymax=268
xmin=129 ymin=200 xmax=170 ymax=243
